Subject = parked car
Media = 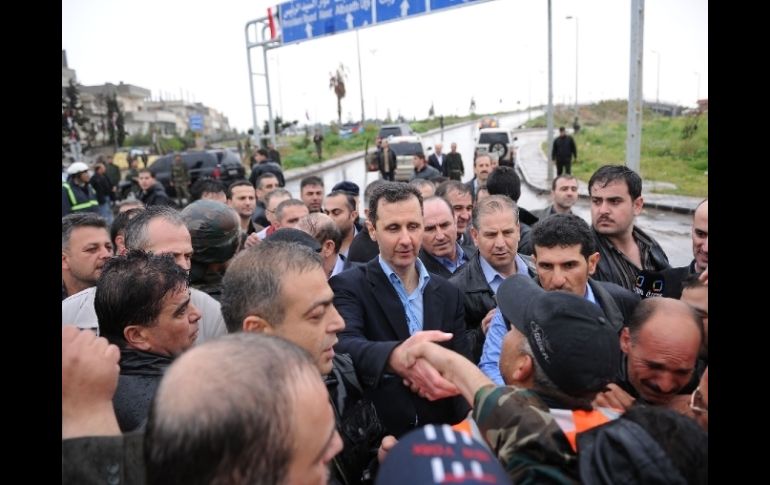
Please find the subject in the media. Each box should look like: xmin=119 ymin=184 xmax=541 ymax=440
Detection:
xmin=141 ymin=149 xmax=245 ymax=198
xmin=474 ymin=128 xmax=514 ymax=165
xmin=387 ymin=135 xmax=425 ymax=182
xmin=378 ymin=123 xmax=414 ymax=139
xmin=339 ymin=122 xmax=362 ymax=139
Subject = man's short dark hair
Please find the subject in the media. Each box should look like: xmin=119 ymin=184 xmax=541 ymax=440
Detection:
xmin=145 ymin=333 xmax=318 ymax=485
xmin=414 ymin=152 xmax=426 ymax=161
xmin=110 ymin=207 xmax=145 ymax=249
xmin=190 ymin=178 xmax=226 ymax=202
xmin=256 ymin=148 xmax=269 ymax=158
xmin=368 ymin=182 xmax=423 ymax=226
xmin=62 ymin=212 xmax=109 ymax=250
xmin=220 ymin=241 xmax=323 ymax=333
xmin=325 ymin=190 xmax=356 ymax=212
xmin=531 ymin=213 xmax=596 ymax=259
xmin=435 ymin=180 xmax=470 ymax=198
xmin=226 ymin=180 xmax=254 ymax=200
xmin=588 ymin=164 xmax=643 ymax=200
xmin=300 ymin=175 xmax=324 ymax=190
xmin=486 ymin=166 xmax=521 ymax=201
xmin=256 ymin=172 xmax=279 ymax=190
xmin=363 ymin=179 xmax=388 ymax=206
xmin=559 ymin=126 xmax=566 ymax=132
xmin=551 ymin=174 xmax=577 ymax=191
xmin=95 ymin=250 xmax=189 ymax=346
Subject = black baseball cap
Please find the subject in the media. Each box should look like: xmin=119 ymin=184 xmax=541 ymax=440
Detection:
xmin=264 ymin=228 xmax=321 ymax=252
xmin=497 ymin=275 xmax=620 ymax=396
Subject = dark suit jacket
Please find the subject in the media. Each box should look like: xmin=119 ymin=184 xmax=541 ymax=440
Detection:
xmin=330 ymin=259 xmax=471 ymax=437
xmin=427 ymin=153 xmax=445 ymax=173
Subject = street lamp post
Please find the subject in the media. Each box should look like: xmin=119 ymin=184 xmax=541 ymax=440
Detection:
xmin=652 ymin=50 xmax=660 ymax=104
xmin=566 ymin=15 xmax=579 ymax=124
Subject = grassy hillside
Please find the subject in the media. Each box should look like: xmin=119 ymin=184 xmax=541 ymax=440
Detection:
xmin=527 ymin=101 xmax=708 ymax=197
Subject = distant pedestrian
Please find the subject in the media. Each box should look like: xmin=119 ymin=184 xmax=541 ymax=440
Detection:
xmin=444 ymin=142 xmax=464 ymax=180
xmin=267 ymin=141 xmax=282 ymax=166
xmin=551 ymin=126 xmax=578 ymax=175
xmin=313 ymin=131 xmax=324 ymax=160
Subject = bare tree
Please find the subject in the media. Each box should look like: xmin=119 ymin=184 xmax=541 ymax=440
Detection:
xmin=329 ymin=63 xmax=348 ymax=125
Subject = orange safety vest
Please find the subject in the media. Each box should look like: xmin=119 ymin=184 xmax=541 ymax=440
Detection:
xmin=549 ymin=407 xmax=622 ymax=451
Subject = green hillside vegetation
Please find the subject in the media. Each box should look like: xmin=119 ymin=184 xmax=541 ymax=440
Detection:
xmin=526 ymin=100 xmax=708 ymax=197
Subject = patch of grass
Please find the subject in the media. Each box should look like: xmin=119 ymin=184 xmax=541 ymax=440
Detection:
xmin=542 ymin=108 xmax=707 ymax=197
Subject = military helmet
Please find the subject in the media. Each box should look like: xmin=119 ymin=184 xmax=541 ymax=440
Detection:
xmin=181 ymin=200 xmax=241 ymax=264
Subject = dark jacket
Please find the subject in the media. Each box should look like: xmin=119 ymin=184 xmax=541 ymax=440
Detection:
xmin=62 ymin=432 xmax=146 ymax=485
xmin=113 ymin=348 xmax=173 ymax=432
xmin=593 ymin=227 xmax=670 ymax=291
xmin=62 ymin=180 xmax=99 ymax=217
xmin=551 ymin=134 xmax=577 ymax=163
xmin=660 ymin=259 xmax=697 ymax=299
xmin=589 ymin=279 xmax=641 ymax=331
xmin=418 ymin=246 xmax=473 ymax=280
xmin=327 ymin=353 xmax=385 ymax=485
xmin=444 ymin=152 xmax=464 ymax=179
xmin=427 ymin=153 xmax=444 ymax=173
xmin=449 ymin=252 xmax=536 ymax=363
xmin=347 ymin=229 xmax=380 ymax=264
xmin=90 ymin=172 xmax=115 ymax=204
xmin=139 ymin=182 xmax=173 ymax=207
xmin=330 ymin=259 xmax=471 ymax=438
xmin=376 ymin=147 xmax=397 ymax=176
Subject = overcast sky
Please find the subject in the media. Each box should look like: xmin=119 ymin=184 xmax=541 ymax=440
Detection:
xmin=62 ymin=0 xmax=708 ymax=133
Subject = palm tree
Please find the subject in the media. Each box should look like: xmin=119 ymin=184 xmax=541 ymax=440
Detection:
xmin=329 ymin=63 xmax=347 ymax=125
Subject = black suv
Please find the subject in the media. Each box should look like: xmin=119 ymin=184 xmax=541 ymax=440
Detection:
xmin=149 ymin=149 xmax=245 ymax=197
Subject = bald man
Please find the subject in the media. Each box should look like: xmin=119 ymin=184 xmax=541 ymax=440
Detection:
xmin=594 ymin=298 xmax=703 ymax=411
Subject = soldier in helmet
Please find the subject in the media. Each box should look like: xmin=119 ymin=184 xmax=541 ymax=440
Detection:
xmin=181 ymin=200 xmax=241 ymax=301
xmin=170 ymin=153 xmax=191 ymax=207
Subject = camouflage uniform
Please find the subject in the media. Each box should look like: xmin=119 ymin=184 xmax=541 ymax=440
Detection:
xmin=171 ymin=159 xmax=191 ymax=206
xmin=472 ymin=385 xmax=580 ymax=484
xmin=181 ymin=200 xmax=241 ymax=301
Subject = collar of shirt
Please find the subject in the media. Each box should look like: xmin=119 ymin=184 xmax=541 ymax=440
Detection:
xmin=584 ymin=282 xmax=598 ymax=305
xmin=378 ymin=255 xmax=431 ymax=335
xmin=436 ymin=242 xmax=469 ymax=274
xmin=330 ymin=254 xmax=346 ymax=279
xmin=479 ymin=254 xmax=529 ymax=295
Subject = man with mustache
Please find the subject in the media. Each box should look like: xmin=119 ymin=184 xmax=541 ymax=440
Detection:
xmin=589 ymin=165 xmax=670 ymax=291
xmin=62 ymin=213 xmax=113 ymax=301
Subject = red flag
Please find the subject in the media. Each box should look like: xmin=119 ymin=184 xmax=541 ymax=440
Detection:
xmin=268 ymin=7 xmax=277 ymax=39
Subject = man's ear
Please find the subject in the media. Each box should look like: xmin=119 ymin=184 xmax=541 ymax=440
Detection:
xmin=632 ymin=196 xmax=644 ymax=216
xmin=321 ymin=239 xmax=336 ymax=258
xmin=124 ymin=325 xmax=151 ymax=351
xmin=366 ymin=219 xmax=377 ymax=242
xmin=242 ymin=315 xmax=273 ymax=334
xmin=620 ymin=327 xmax=631 ymax=353
xmin=513 ymin=354 xmax=534 ymax=385
xmin=587 ymin=252 xmax=600 ymax=275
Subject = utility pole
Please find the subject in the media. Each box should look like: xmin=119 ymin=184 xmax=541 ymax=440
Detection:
xmin=546 ymin=0 xmax=555 ymax=182
xmin=652 ymin=50 xmax=660 ymax=103
xmin=356 ymin=30 xmax=365 ymax=125
xmin=626 ymin=0 xmax=645 ymax=173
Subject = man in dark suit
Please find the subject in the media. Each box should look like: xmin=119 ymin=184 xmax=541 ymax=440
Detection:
xmin=427 ymin=143 xmax=445 ymax=173
xmin=418 ymin=196 xmax=472 ymax=279
xmin=330 ymin=183 xmax=471 ymax=438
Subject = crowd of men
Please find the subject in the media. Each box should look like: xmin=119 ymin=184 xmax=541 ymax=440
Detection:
xmin=63 ymin=146 xmax=708 ymax=483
